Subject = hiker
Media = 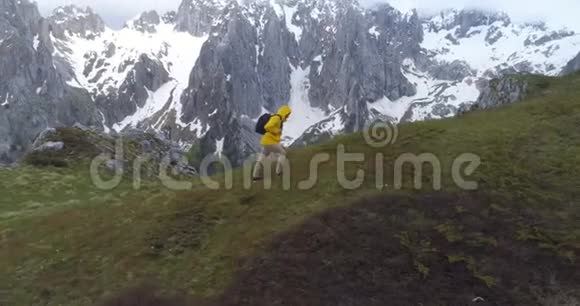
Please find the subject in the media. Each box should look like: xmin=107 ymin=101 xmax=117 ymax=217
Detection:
xmin=252 ymin=105 xmax=292 ymax=181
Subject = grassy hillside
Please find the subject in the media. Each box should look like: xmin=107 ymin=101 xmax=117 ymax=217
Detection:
xmin=1 ymin=73 xmax=580 ymax=305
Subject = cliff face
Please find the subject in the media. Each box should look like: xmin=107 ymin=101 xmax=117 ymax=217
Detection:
xmin=0 ymin=0 xmax=101 ymax=163
xmin=178 ymin=0 xmax=424 ymax=161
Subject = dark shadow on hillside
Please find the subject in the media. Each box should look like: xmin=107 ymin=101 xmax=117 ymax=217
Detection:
xmin=100 ymin=283 xmax=211 ymax=306
xmin=217 ymin=192 xmax=580 ymax=306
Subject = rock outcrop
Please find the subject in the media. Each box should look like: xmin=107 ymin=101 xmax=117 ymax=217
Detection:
xmin=464 ymin=76 xmax=528 ymax=113
xmin=524 ymin=30 xmax=575 ymax=47
xmin=27 ymin=127 xmax=197 ymax=176
xmin=561 ymin=52 xmax=580 ymax=75
xmin=426 ymin=60 xmax=476 ymax=81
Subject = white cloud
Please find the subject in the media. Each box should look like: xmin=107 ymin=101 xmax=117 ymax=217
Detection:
xmin=35 ymin=0 xmax=580 ymax=31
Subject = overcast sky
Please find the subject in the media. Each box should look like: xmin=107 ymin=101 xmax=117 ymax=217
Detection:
xmin=36 ymin=0 xmax=580 ymax=31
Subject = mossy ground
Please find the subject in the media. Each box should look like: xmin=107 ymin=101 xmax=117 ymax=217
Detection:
xmin=1 ymin=73 xmax=580 ymax=305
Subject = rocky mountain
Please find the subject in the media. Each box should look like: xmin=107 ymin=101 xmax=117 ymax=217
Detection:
xmin=0 ymin=0 xmax=101 ymax=163
xmin=562 ymin=51 xmax=580 ymax=75
xmin=1 ymin=0 xmax=580 ymax=166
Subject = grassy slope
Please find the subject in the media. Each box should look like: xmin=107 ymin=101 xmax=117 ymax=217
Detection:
xmin=1 ymin=73 xmax=580 ymax=305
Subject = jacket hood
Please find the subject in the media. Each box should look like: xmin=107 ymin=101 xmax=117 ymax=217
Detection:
xmin=277 ymin=105 xmax=292 ymax=120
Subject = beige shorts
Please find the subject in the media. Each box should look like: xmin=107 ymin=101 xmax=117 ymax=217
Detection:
xmin=260 ymin=144 xmax=286 ymax=157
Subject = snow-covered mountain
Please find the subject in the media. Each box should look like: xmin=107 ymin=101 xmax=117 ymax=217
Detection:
xmin=1 ymin=0 xmax=580 ymax=165
xmin=49 ymin=7 xmax=208 ymax=134
xmin=383 ymin=10 xmax=580 ymax=122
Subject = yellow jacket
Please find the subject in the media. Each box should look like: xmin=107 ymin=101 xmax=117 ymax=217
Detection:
xmin=261 ymin=105 xmax=292 ymax=145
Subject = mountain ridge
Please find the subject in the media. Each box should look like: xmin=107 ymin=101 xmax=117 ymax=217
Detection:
xmin=1 ymin=0 xmax=580 ymax=165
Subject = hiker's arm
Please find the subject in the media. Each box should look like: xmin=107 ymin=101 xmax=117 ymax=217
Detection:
xmin=264 ymin=116 xmax=281 ymax=135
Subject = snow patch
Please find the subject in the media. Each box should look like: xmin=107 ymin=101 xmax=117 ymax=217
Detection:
xmin=255 ymin=44 xmax=260 ymax=69
xmin=270 ymin=0 xmax=284 ymax=19
xmin=313 ymin=55 xmax=324 ymax=75
xmin=215 ymin=138 xmax=225 ymax=157
xmin=1 ymin=95 xmax=9 ymax=107
xmin=368 ymin=96 xmax=410 ymax=122
xmin=187 ymin=118 xmax=208 ymax=138
xmin=394 ymin=58 xmax=480 ymax=122
xmin=301 ymin=108 xmax=346 ymax=140
xmin=311 ymin=7 xmax=321 ymax=20
xmin=112 ymin=81 xmax=176 ymax=132
xmin=66 ymin=77 xmax=83 ymax=88
xmin=324 ymin=109 xmax=345 ymax=133
xmin=99 ymin=111 xmax=110 ymax=133
xmin=283 ymin=5 xmax=302 ymax=43
xmin=368 ymin=26 xmax=379 ymax=38
xmin=283 ymin=65 xmax=326 ymax=145
xmin=33 ymin=35 xmax=40 ymax=50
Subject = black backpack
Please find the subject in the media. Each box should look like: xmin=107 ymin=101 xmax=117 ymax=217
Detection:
xmin=255 ymin=114 xmax=282 ymax=135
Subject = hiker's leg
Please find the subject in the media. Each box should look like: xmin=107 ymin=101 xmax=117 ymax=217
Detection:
xmin=272 ymin=144 xmax=287 ymax=175
xmin=252 ymin=148 xmax=266 ymax=179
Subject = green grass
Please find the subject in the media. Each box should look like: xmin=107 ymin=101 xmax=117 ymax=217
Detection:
xmin=1 ymin=73 xmax=580 ymax=305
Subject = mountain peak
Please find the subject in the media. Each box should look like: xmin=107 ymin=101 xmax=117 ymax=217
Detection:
xmin=49 ymin=5 xmax=105 ymax=39
xmin=427 ymin=9 xmax=511 ymax=36
xmin=162 ymin=11 xmax=177 ymax=24
xmin=125 ymin=10 xmax=162 ymax=33
xmin=51 ymin=5 xmax=96 ymax=22
xmin=175 ymin=0 xmax=226 ymax=35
